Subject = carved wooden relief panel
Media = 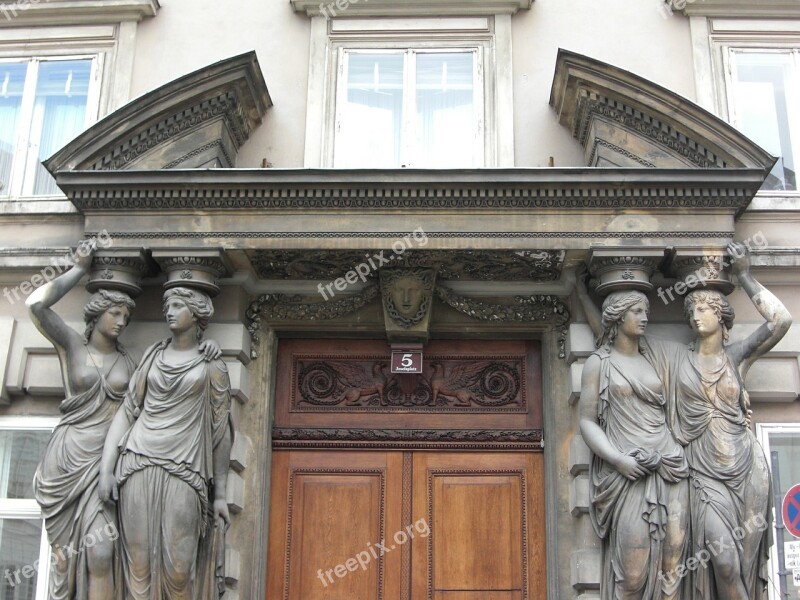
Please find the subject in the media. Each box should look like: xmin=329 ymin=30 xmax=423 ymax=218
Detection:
xmin=295 ymin=357 xmax=524 ymax=411
xmin=274 ymin=339 xmax=542 ymax=450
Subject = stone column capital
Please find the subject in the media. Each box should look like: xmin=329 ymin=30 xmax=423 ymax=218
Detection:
xmin=151 ymin=248 xmax=232 ymax=297
xmin=87 ymin=248 xmax=149 ymax=297
xmin=587 ymin=247 xmax=665 ymax=296
xmin=667 ymin=247 xmax=734 ymax=295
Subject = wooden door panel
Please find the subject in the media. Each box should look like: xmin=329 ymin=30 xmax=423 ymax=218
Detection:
xmin=433 ymin=475 xmax=522 ymax=590
xmin=411 ymin=453 xmax=545 ymax=600
xmin=266 ymin=451 xmax=403 ymax=600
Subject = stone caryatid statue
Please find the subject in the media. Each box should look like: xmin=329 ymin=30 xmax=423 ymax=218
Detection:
xmin=576 ymin=276 xmax=690 ymax=599
xmin=645 ymin=243 xmax=789 ymax=599
xmin=99 ymin=283 xmax=232 ymax=599
xmin=579 ymin=242 xmax=791 ymax=599
xmin=27 ymin=239 xmax=138 ymax=600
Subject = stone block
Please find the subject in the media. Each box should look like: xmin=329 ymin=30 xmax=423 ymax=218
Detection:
xmin=570 ymin=474 xmax=590 ymax=517
xmin=571 ymin=549 xmax=601 ymax=591
xmin=225 ymin=546 xmax=241 ymax=584
xmin=569 ymin=361 xmax=584 ymax=405
xmin=566 ymin=323 xmax=595 ymax=364
xmin=569 ymin=434 xmax=590 ymax=475
xmin=226 ymin=360 xmax=251 ymax=404
xmin=230 ymin=432 xmax=252 ymax=473
xmin=227 ymin=471 xmax=245 ymax=514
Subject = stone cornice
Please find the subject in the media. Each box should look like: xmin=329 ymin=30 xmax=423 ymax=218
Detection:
xmin=291 ymin=0 xmax=531 ymax=17
xmin=550 ymin=49 xmax=776 ymax=173
xmin=0 ymin=0 xmax=159 ymax=26
xmin=54 ymin=167 xmax=766 ymax=216
xmin=680 ymin=0 xmax=800 ymax=18
xmin=45 ymin=52 xmax=271 ymax=174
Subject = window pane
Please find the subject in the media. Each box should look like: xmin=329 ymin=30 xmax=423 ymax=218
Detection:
xmin=337 ymin=53 xmax=403 ymax=168
xmin=415 ymin=52 xmax=477 ymax=167
xmin=29 ymin=60 xmax=91 ymax=196
xmin=768 ymin=432 xmax=800 ymax=599
xmin=0 ymin=430 xmax=51 ymax=500
xmin=0 ymin=518 xmax=42 ymax=599
xmin=0 ymin=63 xmax=26 ymax=196
xmin=732 ymin=52 xmax=798 ymax=191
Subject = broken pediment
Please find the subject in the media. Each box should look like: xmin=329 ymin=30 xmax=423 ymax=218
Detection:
xmin=45 ymin=51 xmax=271 ymax=174
xmin=549 ymin=49 xmax=776 ymax=172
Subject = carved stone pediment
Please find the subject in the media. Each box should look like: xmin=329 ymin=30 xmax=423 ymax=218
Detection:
xmin=45 ymin=52 xmax=271 ymax=173
xmin=550 ymin=49 xmax=776 ymax=172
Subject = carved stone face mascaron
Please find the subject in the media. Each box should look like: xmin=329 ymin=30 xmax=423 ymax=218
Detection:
xmin=380 ymin=269 xmax=435 ymax=328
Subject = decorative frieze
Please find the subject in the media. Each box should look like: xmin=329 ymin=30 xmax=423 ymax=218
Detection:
xmin=250 ymin=249 xmax=565 ymax=281
xmin=271 ymin=427 xmax=543 ymax=450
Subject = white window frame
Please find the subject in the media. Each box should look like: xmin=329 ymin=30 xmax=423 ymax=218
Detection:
xmin=333 ymin=46 xmax=485 ymax=168
xmin=0 ymin=55 xmax=102 ymax=201
xmin=756 ymin=422 xmax=800 ymax=600
xmin=692 ymin=18 xmax=800 ymax=200
xmin=304 ymin=15 xmax=515 ymax=168
xmin=0 ymin=416 xmax=59 ymax=600
xmin=0 ymin=22 xmax=140 ymax=207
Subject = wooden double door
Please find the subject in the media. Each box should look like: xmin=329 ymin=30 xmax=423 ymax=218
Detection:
xmin=266 ymin=339 xmax=546 ymax=600
xmin=266 ymin=450 xmax=544 ymax=600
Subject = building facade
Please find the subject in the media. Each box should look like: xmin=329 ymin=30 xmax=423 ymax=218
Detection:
xmin=0 ymin=0 xmax=799 ymax=598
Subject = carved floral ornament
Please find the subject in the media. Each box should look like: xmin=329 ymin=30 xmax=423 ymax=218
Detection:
xmin=246 ymin=282 xmax=570 ymax=359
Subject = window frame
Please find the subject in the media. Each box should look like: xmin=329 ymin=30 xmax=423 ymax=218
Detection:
xmin=756 ymin=422 xmax=800 ymax=600
xmin=0 ymin=22 xmax=141 ymax=207
xmin=0 ymin=416 xmax=59 ymax=600
xmin=701 ymin=19 xmax=800 ymax=199
xmin=332 ymin=45 xmax=485 ymax=168
xmin=304 ymin=15 xmax=514 ymax=168
xmin=0 ymin=54 xmax=102 ymax=201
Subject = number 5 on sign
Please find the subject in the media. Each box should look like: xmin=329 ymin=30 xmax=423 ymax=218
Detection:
xmin=391 ymin=347 xmax=423 ymax=373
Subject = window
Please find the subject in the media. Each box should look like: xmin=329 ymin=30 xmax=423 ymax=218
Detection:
xmin=0 ymin=417 xmax=58 ymax=600
xmin=334 ymin=49 xmax=482 ymax=168
xmin=757 ymin=423 xmax=800 ymax=600
xmin=726 ymin=49 xmax=800 ymax=191
xmin=304 ymin=16 xmax=514 ymax=168
xmin=0 ymin=57 xmax=99 ymax=199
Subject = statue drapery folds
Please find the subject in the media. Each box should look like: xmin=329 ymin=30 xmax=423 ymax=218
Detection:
xmin=577 ymin=242 xmax=790 ymax=599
